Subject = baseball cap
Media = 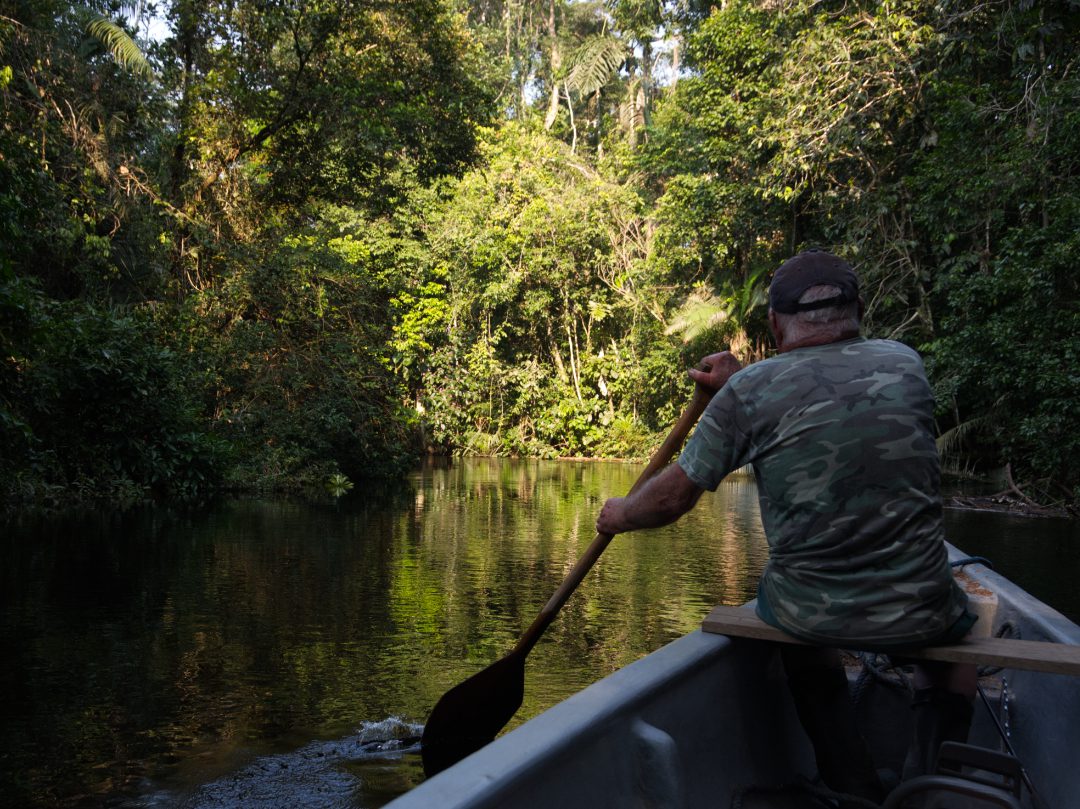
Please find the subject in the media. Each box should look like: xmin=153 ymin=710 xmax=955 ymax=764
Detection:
xmin=768 ymin=249 xmax=859 ymax=314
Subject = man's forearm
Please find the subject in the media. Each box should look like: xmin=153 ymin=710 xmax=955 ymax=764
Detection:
xmin=596 ymin=463 xmax=703 ymax=535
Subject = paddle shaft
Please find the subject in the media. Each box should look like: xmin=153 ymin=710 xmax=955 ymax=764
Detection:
xmin=511 ymin=378 xmax=717 ymax=659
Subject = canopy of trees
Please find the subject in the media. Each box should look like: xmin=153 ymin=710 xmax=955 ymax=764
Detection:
xmin=2 ymin=0 xmax=1077 ymax=510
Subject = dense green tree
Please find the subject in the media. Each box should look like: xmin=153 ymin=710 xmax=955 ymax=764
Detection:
xmin=0 ymin=275 xmax=224 ymax=505
xmin=635 ymin=0 xmax=785 ymax=360
xmin=401 ymin=125 xmax=689 ymax=457
xmin=0 ymin=1 xmax=166 ymax=298
xmin=159 ymin=0 xmax=494 ymax=287
xmin=2 ymin=0 xmax=1078 ymax=510
xmin=174 ymin=213 xmax=423 ymax=489
xmin=0 ymin=0 xmax=498 ymax=507
xmin=914 ymin=0 xmax=1080 ymax=502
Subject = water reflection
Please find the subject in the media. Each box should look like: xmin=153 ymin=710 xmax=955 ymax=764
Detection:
xmin=403 ymin=459 xmax=770 ymax=715
xmin=0 ymin=460 xmax=768 ymax=808
xmin=1 ymin=459 xmax=1074 ymax=809
xmin=943 ymin=507 xmax=1080 ymax=623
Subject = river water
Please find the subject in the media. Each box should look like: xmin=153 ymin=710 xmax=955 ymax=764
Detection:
xmin=2 ymin=458 xmax=1077 ymax=808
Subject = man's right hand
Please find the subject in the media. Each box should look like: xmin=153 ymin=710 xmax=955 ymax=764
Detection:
xmin=689 ymin=351 xmax=743 ymax=393
xmin=595 ymin=496 xmax=630 ymax=536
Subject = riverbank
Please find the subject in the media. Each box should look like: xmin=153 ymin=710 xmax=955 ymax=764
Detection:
xmin=946 ymin=494 xmax=1077 ymax=520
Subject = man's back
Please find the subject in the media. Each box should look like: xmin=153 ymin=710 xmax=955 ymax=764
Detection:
xmin=599 ymin=251 xmax=978 ymax=802
xmin=679 ymin=337 xmax=969 ymax=647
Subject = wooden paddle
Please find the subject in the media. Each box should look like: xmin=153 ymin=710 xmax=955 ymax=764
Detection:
xmin=420 ymin=369 xmax=719 ymax=776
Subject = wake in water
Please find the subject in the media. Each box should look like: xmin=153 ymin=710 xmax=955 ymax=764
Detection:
xmin=136 ymin=717 xmax=424 ymax=809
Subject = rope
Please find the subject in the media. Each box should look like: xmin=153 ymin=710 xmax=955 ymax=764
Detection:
xmin=976 ymin=682 xmax=1048 ymax=809
xmin=852 ymin=652 xmax=912 ymax=707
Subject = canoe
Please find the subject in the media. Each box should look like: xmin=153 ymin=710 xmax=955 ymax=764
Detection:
xmin=387 ymin=546 xmax=1080 ymax=808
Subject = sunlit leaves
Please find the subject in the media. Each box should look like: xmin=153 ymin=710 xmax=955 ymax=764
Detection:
xmin=411 ymin=125 xmax=674 ymax=456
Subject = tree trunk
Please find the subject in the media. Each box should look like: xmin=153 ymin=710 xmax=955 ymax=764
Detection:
xmin=543 ymin=0 xmax=561 ymax=130
xmin=641 ymin=39 xmax=653 ymax=130
xmin=169 ymin=4 xmax=197 ymax=206
xmin=549 ymin=321 xmax=570 ymax=383
xmin=566 ymin=320 xmax=583 ymax=403
xmin=169 ymin=2 xmax=199 ymax=292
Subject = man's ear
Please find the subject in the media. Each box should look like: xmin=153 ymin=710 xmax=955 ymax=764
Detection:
xmin=767 ymin=308 xmax=783 ymax=350
xmin=857 ymin=296 xmax=865 ymax=321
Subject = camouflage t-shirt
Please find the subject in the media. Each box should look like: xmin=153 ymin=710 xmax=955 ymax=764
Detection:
xmin=678 ymin=337 xmax=970 ymax=648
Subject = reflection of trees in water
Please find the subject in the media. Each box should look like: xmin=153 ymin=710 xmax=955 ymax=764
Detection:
xmin=405 ymin=460 xmax=769 ymax=703
xmin=28 ymin=465 xmax=1077 ymax=808
xmin=1 ymin=461 xmax=770 ymax=807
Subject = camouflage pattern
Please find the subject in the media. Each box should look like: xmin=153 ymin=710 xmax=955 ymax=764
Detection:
xmin=678 ymin=337 xmax=971 ymax=648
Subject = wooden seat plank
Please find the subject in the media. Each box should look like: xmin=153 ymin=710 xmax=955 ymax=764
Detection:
xmin=702 ymin=605 xmax=1080 ymax=677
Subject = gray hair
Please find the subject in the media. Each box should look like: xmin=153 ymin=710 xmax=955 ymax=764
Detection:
xmin=773 ymin=284 xmax=860 ymax=343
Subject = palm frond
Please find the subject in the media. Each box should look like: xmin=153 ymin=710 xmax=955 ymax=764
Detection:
xmin=664 ymin=288 xmax=732 ymax=344
xmin=84 ymin=15 xmax=151 ymax=76
xmin=565 ymin=35 xmax=626 ymax=97
xmin=727 ymin=265 xmax=769 ymax=320
xmin=936 ymin=414 xmax=993 ymax=458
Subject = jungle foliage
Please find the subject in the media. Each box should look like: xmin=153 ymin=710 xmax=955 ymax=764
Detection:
xmin=1 ymin=0 xmax=1077 ymax=509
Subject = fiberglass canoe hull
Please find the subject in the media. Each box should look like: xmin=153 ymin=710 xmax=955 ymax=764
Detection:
xmin=389 ymin=548 xmax=1080 ymax=809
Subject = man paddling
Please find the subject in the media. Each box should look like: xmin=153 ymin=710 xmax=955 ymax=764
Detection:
xmin=596 ymin=249 xmax=977 ymax=804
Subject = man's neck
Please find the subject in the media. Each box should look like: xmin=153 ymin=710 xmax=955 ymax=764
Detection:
xmin=778 ymin=328 xmax=861 ymax=354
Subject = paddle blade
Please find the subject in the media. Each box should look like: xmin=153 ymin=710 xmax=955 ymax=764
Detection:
xmin=420 ymin=652 xmax=525 ymax=777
